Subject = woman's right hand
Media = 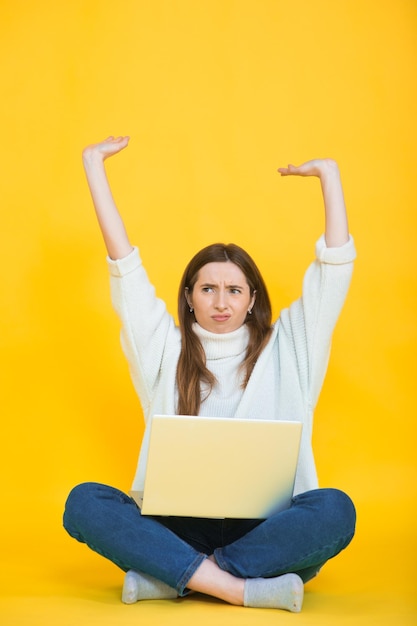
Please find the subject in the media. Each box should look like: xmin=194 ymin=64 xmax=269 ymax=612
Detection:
xmin=82 ymin=136 xmax=130 ymax=164
xmin=81 ymin=135 xmax=133 ymax=259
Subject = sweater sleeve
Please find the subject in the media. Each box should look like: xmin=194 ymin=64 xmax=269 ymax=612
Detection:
xmin=107 ymin=247 xmax=179 ymax=415
xmin=280 ymin=235 xmax=356 ymax=412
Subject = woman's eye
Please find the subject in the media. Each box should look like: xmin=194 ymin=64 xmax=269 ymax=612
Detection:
xmin=202 ymin=287 xmax=214 ymax=293
xmin=230 ymin=288 xmax=242 ymax=295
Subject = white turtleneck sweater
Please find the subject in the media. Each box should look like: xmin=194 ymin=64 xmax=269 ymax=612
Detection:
xmin=193 ymin=323 xmax=248 ymax=417
xmin=108 ymin=235 xmax=356 ymax=497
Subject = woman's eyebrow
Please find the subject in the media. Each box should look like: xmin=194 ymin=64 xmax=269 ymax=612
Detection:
xmin=200 ymin=282 xmax=245 ymax=289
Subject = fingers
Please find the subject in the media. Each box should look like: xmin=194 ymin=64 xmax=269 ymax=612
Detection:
xmin=278 ymin=161 xmax=321 ymax=177
xmin=103 ymin=135 xmax=130 ymax=145
xmin=99 ymin=136 xmax=130 ymax=157
xmin=82 ymin=136 xmax=130 ymax=163
xmin=277 ymin=164 xmax=297 ymax=176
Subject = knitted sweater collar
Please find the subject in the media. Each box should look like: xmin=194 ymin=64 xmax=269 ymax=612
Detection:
xmin=192 ymin=323 xmax=249 ymax=360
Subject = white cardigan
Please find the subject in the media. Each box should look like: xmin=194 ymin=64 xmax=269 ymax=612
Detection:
xmin=108 ymin=235 xmax=356 ymax=497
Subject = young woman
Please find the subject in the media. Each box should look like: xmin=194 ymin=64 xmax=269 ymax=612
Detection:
xmin=64 ymin=136 xmax=356 ymax=613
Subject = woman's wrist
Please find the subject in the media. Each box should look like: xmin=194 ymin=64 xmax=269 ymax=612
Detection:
xmin=82 ymin=146 xmax=105 ymax=170
xmin=317 ymin=159 xmax=340 ymax=182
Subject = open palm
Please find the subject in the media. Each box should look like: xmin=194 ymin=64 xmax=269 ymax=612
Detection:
xmin=278 ymin=158 xmax=338 ymax=178
xmin=83 ymin=136 xmax=130 ymax=162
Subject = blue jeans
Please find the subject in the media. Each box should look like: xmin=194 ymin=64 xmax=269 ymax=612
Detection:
xmin=63 ymin=482 xmax=355 ymax=596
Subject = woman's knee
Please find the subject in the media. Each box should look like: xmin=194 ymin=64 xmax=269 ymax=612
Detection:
xmin=316 ymin=488 xmax=356 ymax=540
xmin=327 ymin=488 xmax=355 ymax=525
xmin=65 ymin=481 xmax=102 ymax=512
xmin=63 ymin=482 xmax=106 ymax=539
xmin=295 ymin=488 xmax=356 ymax=536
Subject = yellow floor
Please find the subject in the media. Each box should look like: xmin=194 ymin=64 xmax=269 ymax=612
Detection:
xmin=1 ymin=495 xmax=415 ymax=626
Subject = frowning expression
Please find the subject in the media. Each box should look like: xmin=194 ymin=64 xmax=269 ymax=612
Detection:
xmin=186 ymin=262 xmax=256 ymax=334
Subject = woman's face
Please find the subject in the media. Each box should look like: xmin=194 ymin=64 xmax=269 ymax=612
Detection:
xmin=186 ymin=261 xmax=256 ymax=334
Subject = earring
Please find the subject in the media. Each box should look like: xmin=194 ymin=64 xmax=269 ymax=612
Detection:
xmin=248 ymin=308 xmax=252 ymax=315
xmin=189 ymin=307 xmax=194 ymax=313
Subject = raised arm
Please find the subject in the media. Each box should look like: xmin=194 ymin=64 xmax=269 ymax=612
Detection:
xmin=82 ymin=136 xmax=134 ymax=260
xmin=278 ymin=159 xmax=349 ymax=248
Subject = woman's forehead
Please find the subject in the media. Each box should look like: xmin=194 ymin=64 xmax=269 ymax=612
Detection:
xmin=195 ymin=261 xmax=248 ymax=285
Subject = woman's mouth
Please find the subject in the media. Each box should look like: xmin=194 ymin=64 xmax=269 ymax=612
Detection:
xmin=212 ymin=315 xmax=231 ymax=322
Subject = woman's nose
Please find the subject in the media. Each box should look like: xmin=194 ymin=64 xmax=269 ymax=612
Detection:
xmin=214 ymin=291 xmax=227 ymax=310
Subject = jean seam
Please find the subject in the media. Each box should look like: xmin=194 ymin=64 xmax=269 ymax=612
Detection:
xmin=177 ymin=553 xmax=207 ymax=596
xmin=215 ymin=529 xmax=354 ymax=579
xmin=258 ymin=530 xmax=355 ymax=578
xmin=213 ymin=547 xmax=227 ymax=571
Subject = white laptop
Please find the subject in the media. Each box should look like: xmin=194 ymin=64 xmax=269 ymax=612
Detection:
xmin=130 ymin=415 xmax=302 ymax=519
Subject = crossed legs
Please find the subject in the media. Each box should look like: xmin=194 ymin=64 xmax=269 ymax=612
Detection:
xmin=64 ymin=483 xmax=355 ymax=612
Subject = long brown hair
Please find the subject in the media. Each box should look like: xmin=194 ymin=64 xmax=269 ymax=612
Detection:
xmin=176 ymin=243 xmax=273 ymax=415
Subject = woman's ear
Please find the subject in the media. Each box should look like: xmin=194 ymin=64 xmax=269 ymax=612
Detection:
xmin=185 ymin=287 xmax=193 ymax=310
xmin=249 ymin=289 xmax=257 ymax=313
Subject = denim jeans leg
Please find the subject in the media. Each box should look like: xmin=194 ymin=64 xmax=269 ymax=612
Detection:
xmin=63 ymin=482 xmax=206 ymax=595
xmin=213 ymin=488 xmax=356 ymax=583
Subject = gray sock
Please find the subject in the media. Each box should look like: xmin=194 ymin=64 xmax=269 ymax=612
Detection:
xmin=122 ymin=569 xmax=178 ymax=603
xmin=243 ymin=573 xmax=304 ymax=612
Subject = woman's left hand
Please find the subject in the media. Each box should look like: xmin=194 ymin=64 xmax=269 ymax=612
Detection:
xmin=278 ymin=158 xmax=349 ymax=247
xmin=278 ymin=159 xmax=339 ymax=179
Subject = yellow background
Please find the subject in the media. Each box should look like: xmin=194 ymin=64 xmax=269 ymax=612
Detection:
xmin=1 ymin=1 xmax=416 ymax=624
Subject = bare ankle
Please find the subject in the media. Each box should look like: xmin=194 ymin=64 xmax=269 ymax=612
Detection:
xmin=187 ymin=558 xmax=244 ymax=606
